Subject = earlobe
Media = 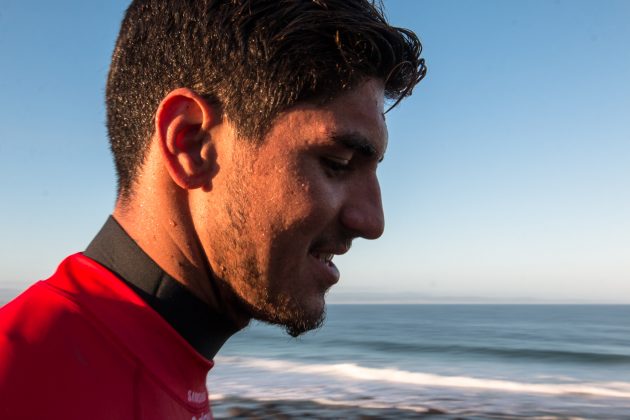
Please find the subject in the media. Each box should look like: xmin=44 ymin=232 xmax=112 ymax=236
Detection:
xmin=155 ymin=88 xmax=218 ymax=190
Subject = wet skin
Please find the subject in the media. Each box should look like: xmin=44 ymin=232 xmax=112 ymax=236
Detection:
xmin=191 ymin=79 xmax=388 ymax=336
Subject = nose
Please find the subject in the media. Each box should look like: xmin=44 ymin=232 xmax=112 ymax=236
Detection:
xmin=340 ymin=175 xmax=385 ymax=240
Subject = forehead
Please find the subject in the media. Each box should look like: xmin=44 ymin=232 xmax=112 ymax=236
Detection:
xmin=262 ymin=79 xmax=388 ymax=156
xmin=324 ymin=79 xmax=386 ymax=130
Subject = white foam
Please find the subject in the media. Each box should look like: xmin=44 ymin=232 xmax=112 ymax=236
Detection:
xmin=311 ymin=397 xmax=431 ymax=413
xmin=214 ymin=356 xmax=630 ymax=399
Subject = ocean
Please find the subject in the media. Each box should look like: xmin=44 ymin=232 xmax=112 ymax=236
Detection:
xmin=209 ymin=305 xmax=630 ymax=419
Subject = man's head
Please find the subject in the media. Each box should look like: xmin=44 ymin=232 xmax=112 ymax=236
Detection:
xmin=107 ymin=0 xmax=425 ymax=197
xmin=107 ymin=0 xmax=425 ymax=336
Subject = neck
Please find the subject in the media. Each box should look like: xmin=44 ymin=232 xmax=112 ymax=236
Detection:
xmin=113 ymin=181 xmax=252 ymax=330
xmin=85 ymin=216 xmax=247 ymax=359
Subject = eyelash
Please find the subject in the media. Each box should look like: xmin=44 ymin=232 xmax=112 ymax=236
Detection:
xmin=322 ymin=157 xmax=351 ymax=174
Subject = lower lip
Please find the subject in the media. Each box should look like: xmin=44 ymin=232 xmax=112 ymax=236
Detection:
xmin=309 ymin=255 xmax=340 ymax=287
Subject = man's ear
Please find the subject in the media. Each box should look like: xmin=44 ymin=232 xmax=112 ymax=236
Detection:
xmin=155 ymin=88 xmax=219 ymax=190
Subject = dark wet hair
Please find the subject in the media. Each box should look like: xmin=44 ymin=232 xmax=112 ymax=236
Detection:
xmin=106 ymin=0 xmax=426 ymax=197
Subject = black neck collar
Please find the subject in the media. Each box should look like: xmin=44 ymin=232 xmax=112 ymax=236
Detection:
xmin=84 ymin=216 xmax=240 ymax=360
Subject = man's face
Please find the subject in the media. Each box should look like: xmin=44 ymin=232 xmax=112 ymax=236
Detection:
xmin=195 ymin=79 xmax=387 ymax=336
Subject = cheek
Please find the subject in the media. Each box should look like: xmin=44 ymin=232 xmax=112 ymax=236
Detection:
xmin=278 ymin=170 xmax=331 ymax=227
xmin=249 ymin=155 xmax=339 ymax=234
xmin=253 ymin=164 xmax=311 ymax=222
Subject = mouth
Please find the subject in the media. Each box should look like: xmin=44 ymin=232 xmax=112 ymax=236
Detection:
xmin=311 ymin=252 xmax=334 ymax=264
xmin=308 ymin=252 xmax=339 ymax=286
xmin=308 ymin=243 xmax=350 ymax=287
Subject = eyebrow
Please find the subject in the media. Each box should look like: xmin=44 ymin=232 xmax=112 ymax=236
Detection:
xmin=330 ymin=132 xmax=385 ymax=163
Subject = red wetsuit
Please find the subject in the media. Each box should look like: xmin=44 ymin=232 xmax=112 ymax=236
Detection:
xmin=0 ymin=253 xmax=214 ymax=420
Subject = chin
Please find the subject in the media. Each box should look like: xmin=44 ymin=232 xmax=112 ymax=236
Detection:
xmin=285 ymin=293 xmax=328 ymax=337
xmin=251 ymin=291 xmax=327 ymax=337
xmin=283 ymin=308 xmax=326 ymax=337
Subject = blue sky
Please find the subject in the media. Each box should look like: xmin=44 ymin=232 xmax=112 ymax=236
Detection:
xmin=1 ymin=1 xmax=629 ymax=303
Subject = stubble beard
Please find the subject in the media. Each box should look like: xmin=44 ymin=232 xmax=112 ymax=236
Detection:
xmin=213 ymin=199 xmax=326 ymax=337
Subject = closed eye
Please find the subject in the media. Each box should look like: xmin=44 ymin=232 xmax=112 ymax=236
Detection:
xmin=322 ymin=156 xmax=351 ymax=174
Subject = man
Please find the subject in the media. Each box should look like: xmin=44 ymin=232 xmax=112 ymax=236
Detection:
xmin=0 ymin=0 xmax=425 ymax=418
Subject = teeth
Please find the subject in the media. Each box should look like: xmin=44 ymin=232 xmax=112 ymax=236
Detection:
xmin=314 ymin=253 xmax=334 ymax=263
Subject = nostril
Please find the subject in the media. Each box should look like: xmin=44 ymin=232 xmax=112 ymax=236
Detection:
xmin=369 ymin=210 xmax=385 ymax=240
xmin=340 ymin=205 xmax=385 ymax=240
